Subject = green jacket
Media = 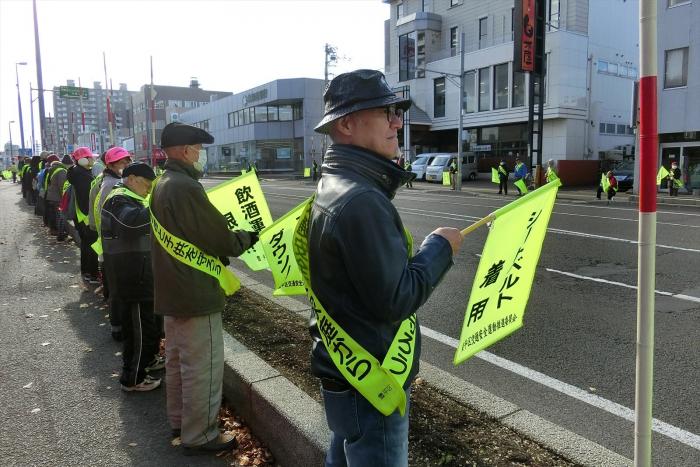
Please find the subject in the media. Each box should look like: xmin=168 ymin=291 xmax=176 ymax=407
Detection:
xmin=150 ymin=159 xmax=255 ymax=317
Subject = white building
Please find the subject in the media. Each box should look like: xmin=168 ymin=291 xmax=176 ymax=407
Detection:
xmin=179 ymin=78 xmax=325 ymax=173
xmin=383 ymin=0 xmax=639 ymax=181
xmin=657 ymin=0 xmax=699 ymax=192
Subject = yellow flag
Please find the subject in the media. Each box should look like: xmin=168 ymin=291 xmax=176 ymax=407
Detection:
xmin=491 ymin=168 xmax=500 ymax=184
xmin=259 ymin=197 xmax=312 ymax=296
xmin=454 ymin=180 xmax=561 ymax=365
xmin=442 ymin=171 xmax=451 ymax=186
xmin=514 ymin=179 xmax=528 ymax=193
xmin=304 ymin=167 xmax=311 ymax=178
xmin=656 ymin=166 xmax=669 ymax=185
xmin=601 ymin=174 xmax=610 ymax=192
xmin=206 ymin=171 xmax=273 ymax=271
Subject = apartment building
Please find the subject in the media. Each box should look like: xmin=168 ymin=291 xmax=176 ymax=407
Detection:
xmin=383 ymin=0 xmax=639 ymax=177
xmin=52 ymin=80 xmax=136 ymax=154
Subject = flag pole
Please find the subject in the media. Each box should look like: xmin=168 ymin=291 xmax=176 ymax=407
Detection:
xmin=635 ymin=0 xmax=658 ymax=465
xmin=460 ymin=215 xmax=495 ymax=237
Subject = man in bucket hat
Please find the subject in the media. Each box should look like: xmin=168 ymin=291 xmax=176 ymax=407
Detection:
xmin=303 ymin=69 xmax=463 ymax=466
xmin=150 ymin=122 xmax=258 ymax=455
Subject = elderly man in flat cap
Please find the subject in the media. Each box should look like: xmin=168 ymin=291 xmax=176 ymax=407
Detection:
xmin=150 ymin=122 xmax=257 ymax=455
xmin=300 ymin=69 xmax=463 ymax=466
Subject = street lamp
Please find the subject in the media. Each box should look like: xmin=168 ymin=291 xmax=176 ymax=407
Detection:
xmin=8 ymin=120 xmax=16 ymax=160
xmin=15 ymin=62 xmax=28 ymax=156
xmin=418 ymin=31 xmax=466 ymax=191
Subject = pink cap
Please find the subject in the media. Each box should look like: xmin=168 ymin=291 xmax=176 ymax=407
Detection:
xmin=105 ymin=146 xmax=131 ymax=165
xmin=71 ymin=147 xmax=94 ymax=161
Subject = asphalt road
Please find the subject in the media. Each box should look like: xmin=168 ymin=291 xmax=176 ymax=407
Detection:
xmin=200 ymin=176 xmax=700 ymax=466
xmin=0 ymin=183 xmax=229 ymax=467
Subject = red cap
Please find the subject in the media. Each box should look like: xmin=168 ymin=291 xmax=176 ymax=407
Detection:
xmin=105 ymin=146 xmax=131 ymax=165
xmin=46 ymin=155 xmax=60 ymax=164
xmin=71 ymin=147 xmax=93 ymax=161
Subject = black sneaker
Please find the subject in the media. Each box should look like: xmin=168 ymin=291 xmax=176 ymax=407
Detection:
xmin=145 ymin=355 xmax=165 ymax=372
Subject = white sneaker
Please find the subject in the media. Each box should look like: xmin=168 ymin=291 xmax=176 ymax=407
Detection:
xmin=121 ymin=375 xmax=161 ymax=392
xmin=144 ymin=355 xmax=165 ymax=373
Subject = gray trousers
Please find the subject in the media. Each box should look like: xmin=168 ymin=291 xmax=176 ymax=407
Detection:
xmin=164 ymin=312 xmax=224 ymax=446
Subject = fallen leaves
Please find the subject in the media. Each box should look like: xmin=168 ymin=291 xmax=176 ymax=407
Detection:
xmin=30 ymin=408 xmax=41 ymax=414
xmin=128 ymin=442 xmax=138 ymax=447
xmin=40 ymin=342 xmax=50 ymax=346
xmin=69 ymin=284 xmax=79 ymax=288
xmin=171 ymin=437 xmax=182 ymax=447
xmin=84 ymin=347 xmax=93 ymax=353
xmin=114 ymin=352 xmax=122 ymax=357
xmin=23 ymin=382 xmax=33 ymax=389
xmin=218 ymin=405 xmax=274 ymax=466
xmin=79 ymin=303 xmax=88 ymax=308
xmin=25 ymin=313 xmax=35 ymax=318
xmin=39 ymin=315 xmax=48 ymax=318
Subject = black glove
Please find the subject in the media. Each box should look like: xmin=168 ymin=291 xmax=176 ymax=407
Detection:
xmin=247 ymin=230 xmax=259 ymax=247
xmin=219 ymin=256 xmax=231 ymax=266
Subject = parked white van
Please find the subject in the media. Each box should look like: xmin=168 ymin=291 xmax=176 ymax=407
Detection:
xmin=410 ymin=154 xmax=436 ymax=181
xmin=425 ymin=153 xmax=478 ymax=182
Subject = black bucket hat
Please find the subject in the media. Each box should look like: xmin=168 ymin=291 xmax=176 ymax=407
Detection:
xmin=314 ymin=69 xmax=412 ymax=134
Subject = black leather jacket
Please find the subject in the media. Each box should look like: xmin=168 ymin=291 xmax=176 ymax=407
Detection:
xmin=308 ymin=144 xmax=453 ymax=388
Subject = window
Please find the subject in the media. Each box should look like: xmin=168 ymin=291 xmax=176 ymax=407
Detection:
xmin=399 ymin=32 xmax=417 ymax=81
xmin=242 ymin=108 xmax=250 ymax=125
xmin=479 ymin=67 xmax=491 ymax=111
xmin=293 ymin=102 xmax=303 ymax=120
xmin=494 ymin=63 xmax=509 ymax=109
xmin=607 ymin=63 xmax=618 ymax=75
xmin=228 ymin=112 xmax=235 ymax=128
xmin=628 ymin=126 xmax=635 ymax=135
xmin=511 ymin=8 xmax=515 ymax=40
xmin=416 ymin=32 xmax=426 ymax=78
xmin=433 ymin=78 xmax=445 ymax=118
xmin=267 ymin=105 xmax=278 ymax=121
xmin=279 ymin=105 xmax=293 ymax=121
xmin=450 ymin=0 xmax=461 ymax=6
xmin=668 ymin=0 xmax=691 ymax=6
xmin=664 ymin=47 xmax=689 ymax=88
xmin=479 ymin=17 xmax=488 ymax=48
xmin=463 ymin=71 xmax=476 ymax=113
xmin=513 ymin=69 xmax=526 ymax=107
xmin=549 ymin=0 xmax=560 ymax=30
xmin=248 ymin=107 xmax=255 ymax=123
xmin=450 ymin=27 xmax=458 ymax=57
xmin=629 ymin=67 xmax=638 ymax=79
xmin=606 ymin=123 xmax=616 ymax=134
xmin=617 ymin=124 xmax=627 ymax=135
xmin=396 ymin=2 xmax=403 ymax=19
xmin=597 ymin=60 xmax=608 ymax=73
xmin=255 ymin=106 xmax=268 ymax=122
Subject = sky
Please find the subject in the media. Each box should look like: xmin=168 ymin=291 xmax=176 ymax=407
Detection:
xmin=0 ymin=0 xmax=389 ymax=152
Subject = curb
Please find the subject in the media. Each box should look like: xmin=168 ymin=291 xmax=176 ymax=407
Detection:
xmin=221 ymin=266 xmax=632 ymax=467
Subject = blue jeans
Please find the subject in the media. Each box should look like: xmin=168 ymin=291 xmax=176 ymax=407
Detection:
xmin=322 ymin=386 xmax=410 ymax=467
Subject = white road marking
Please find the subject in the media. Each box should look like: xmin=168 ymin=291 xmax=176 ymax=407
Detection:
xmin=545 ymin=268 xmax=700 ymax=303
xmin=419 ymin=325 xmax=700 ymax=450
xmin=548 ymin=228 xmax=700 ymax=253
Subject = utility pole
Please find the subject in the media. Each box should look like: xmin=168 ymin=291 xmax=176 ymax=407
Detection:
xmin=32 ymin=0 xmax=47 ymax=151
xmin=104 ymin=52 xmax=114 ymax=147
xmin=29 ymin=82 xmax=36 ymax=155
xmin=15 ymin=62 xmax=28 ymax=156
xmin=456 ymin=31 xmax=465 ymax=191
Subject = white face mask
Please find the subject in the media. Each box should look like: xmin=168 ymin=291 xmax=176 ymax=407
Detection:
xmin=77 ymin=157 xmax=93 ymax=168
xmin=193 ymin=149 xmax=207 ymax=173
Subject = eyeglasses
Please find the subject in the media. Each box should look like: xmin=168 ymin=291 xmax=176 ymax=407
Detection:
xmin=384 ymin=105 xmax=404 ymax=122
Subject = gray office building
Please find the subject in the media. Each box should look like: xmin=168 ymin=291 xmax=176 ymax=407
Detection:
xmin=179 ymin=78 xmax=325 ymax=173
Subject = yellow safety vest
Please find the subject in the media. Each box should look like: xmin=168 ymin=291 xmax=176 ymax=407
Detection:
xmin=149 ymin=178 xmax=241 ymax=296
xmin=293 ymin=196 xmax=416 ymax=417
xmin=546 ymin=167 xmax=559 ymax=183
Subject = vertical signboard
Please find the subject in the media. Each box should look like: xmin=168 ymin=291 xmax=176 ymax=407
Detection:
xmin=513 ymin=0 xmax=537 ymax=73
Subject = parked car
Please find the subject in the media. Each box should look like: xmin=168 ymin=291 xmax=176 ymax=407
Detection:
xmin=425 ymin=153 xmax=478 ymax=183
xmin=613 ymin=160 xmax=635 ymax=192
xmin=410 ymin=154 xmax=435 ymax=181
